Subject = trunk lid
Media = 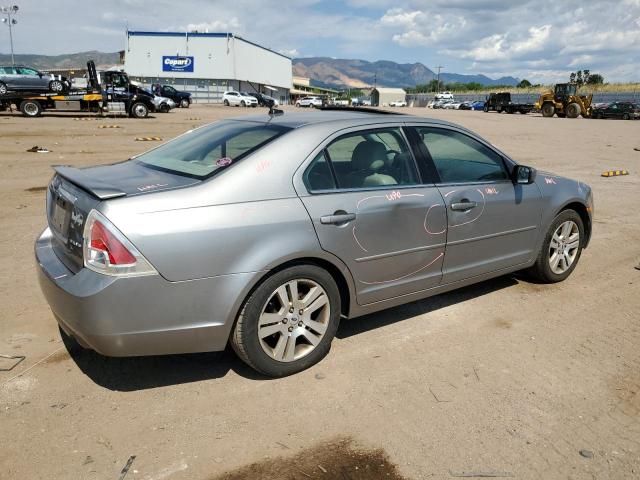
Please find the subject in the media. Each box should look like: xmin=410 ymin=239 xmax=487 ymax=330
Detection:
xmin=48 ymin=161 xmax=199 ymax=272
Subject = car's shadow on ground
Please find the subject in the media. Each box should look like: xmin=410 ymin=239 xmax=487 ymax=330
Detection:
xmin=67 ymin=275 xmax=520 ymax=391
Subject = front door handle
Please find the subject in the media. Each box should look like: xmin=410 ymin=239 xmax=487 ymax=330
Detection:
xmin=451 ymin=200 xmax=478 ymax=211
xmin=320 ymin=212 xmax=356 ymax=225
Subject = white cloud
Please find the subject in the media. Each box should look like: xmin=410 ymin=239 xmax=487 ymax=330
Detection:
xmin=185 ymin=18 xmax=241 ymax=33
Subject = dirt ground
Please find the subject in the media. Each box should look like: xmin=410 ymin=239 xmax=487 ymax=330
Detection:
xmin=1 ymin=105 xmax=639 ymax=480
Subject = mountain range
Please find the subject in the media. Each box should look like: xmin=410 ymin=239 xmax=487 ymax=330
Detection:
xmin=293 ymin=57 xmax=518 ymax=88
xmin=0 ymin=51 xmax=518 ymax=88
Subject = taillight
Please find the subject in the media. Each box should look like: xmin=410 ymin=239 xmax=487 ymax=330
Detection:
xmin=83 ymin=210 xmax=156 ymax=277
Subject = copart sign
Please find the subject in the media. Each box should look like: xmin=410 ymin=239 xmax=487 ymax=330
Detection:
xmin=162 ymin=56 xmax=194 ymax=72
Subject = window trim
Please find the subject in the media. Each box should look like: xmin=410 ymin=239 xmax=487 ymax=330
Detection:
xmin=303 ymin=125 xmax=425 ymax=194
xmin=407 ymin=124 xmax=515 ymax=186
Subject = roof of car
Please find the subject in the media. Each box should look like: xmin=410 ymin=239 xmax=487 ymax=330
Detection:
xmin=231 ymin=109 xmax=461 ymax=129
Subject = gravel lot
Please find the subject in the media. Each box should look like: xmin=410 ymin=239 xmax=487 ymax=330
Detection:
xmin=1 ymin=105 xmax=639 ymax=480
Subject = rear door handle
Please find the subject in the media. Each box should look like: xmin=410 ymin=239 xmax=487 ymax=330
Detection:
xmin=451 ymin=201 xmax=478 ymax=211
xmin=320 ymin=213 xmax=356 ymax=225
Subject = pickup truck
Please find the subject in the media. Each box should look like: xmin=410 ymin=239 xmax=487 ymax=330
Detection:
xmin=484 ymin=92 xmax=534 ymax=114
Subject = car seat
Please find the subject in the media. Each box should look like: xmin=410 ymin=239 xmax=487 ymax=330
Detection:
xmin=346 ymin=141 xmax=398 ymax=188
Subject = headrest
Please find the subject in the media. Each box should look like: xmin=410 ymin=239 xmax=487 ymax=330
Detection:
xmin=351 ymin=141 xmax=387 ymax=172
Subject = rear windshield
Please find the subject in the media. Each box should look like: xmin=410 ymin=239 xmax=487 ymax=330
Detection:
xmin=135 ymin=120 xmax=290 ymax=179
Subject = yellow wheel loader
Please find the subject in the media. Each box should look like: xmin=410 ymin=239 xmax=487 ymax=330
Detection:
xmin=534 ymin=83 xmax=593 ymax=118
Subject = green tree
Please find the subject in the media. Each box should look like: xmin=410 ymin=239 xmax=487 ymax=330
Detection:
xmin=517 ymin=79 xmax=532 ymax=88
xmin=586 ymin=73 xmax=604 ymax=85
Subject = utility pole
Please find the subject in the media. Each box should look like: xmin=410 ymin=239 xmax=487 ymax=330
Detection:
xmin=436 ymin=65 xmax=443 ymax=94
xmin=1 ymin=5 xmax=18 ymax=65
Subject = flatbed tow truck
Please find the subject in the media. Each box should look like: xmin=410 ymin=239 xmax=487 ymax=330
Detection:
xmin=0 ymin=61 xmax=155 ymax=118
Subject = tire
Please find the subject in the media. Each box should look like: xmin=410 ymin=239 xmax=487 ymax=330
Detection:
xmin=0 ymin=81 xmax=7 ymax=96
xmin=527 ymin=209 xmax=584 ymax=283
xmin=159 ymin=103 xmax=170 ymax=113
xmin=49 ymin=80 xmax=65 ymax=93
xmin=180 ymin=98 xmax=190 ymax=108
xmin=129 ymin=102 xmax=149 ymax=118
xmin=483 ymin=105 xmax=489 ymax=112
xmin=295 ymin=102 xmax=301 ymax=107
xmin=541 ymin=103 xmax=555 ymax=117
xmin=623 ymin=113 xmax=630 ymax=120
xmin=497 ymin=107 xmax=503 ymax=113
xmin=231 ymin=265 xmax=341 ymax=377
xmin=240 ymin=100 xmax=246 ymax=107
xmin=223 ymin=99 xmax=229 ymax=106
xmin=566 ymin=103 xmax=581 ymax=119
xmin=19 ymin=100 xmax=43 ymax=117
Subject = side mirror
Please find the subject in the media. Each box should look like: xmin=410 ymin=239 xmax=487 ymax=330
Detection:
xmin=513 ymin=165 xmax=536 ymax=185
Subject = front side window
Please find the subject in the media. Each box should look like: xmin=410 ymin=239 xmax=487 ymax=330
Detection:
xmin=324 ymin=128 xmax=419 ymax=189
xmin=18 ymin=67 xmax=38 ymax=76
xmin=136 ymin=120 xmax=290 ymax=179
xmin=416 ymin=127 xmax=509 ymax=184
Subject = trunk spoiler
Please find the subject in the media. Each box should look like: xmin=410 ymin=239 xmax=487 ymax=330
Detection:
xmin=53 ymin=166 xmax=127 ymax=200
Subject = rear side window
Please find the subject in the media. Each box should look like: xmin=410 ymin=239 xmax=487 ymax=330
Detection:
xmin=0 ymin=67 xmax=16 ymax=74
xmin=136 ymin=121 xmax=290 ymax=179
xmin=305 ymin=151 xmax=336 ymax=191
xmin=416 ymin=127 xmax=508 ymax=183
xmin=322 ymin=128 xmax=419 ymax=189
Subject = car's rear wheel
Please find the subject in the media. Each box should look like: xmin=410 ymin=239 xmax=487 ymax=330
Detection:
xmin=49 ymin=80 xmax=65 ymax=93
xmin=19 ymin=99 xmax=43 ymax=117
xmin=527 ymin=209 xmax=584 ymax=283
xmin=223 ymin=99 xmax=229 ymax=106
xmin=0 ymin=81 xmax=7 ymax=96
xmin=622 ymin=113 xmax=630 ymax=120
xmin=541 ymin=103 xmax=555 ymax=117
xmin=240 ymin=100 xmax=246 ymax=107
xmin=180 ymin=98 xmax=190 ymax=108
xmin=231 ymin=265 xmax=341 ymax=377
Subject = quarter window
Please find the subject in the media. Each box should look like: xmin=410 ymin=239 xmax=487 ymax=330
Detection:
xmin=323 ymin=128 xmax=419 ymax=189
xmin=416 ymin=127 xmax=509 ymax=183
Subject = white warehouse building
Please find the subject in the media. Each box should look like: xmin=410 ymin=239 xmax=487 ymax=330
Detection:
xmin=124 ymin=31 xmax=292 ymax=104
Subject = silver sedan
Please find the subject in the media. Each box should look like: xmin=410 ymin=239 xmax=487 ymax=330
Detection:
xmin=36 ymin=110 xmax=593 ymax=376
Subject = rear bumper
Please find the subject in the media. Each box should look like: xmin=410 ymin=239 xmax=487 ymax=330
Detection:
xmin=35 ymin=228 xmax=254 ymax=357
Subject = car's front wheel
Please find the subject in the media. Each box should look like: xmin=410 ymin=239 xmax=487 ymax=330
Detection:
xmin=180 ymin=98 xmax=190 ymax=108
xmin=231 ymin=265 xmax=341 ymax=377
xmin=0 ymin=81 xmax=7 ymax=96
xmin=528 ymin=209 xmax=584 ymax=283
xmin=223 ymin=99 xmax=229 ymax=106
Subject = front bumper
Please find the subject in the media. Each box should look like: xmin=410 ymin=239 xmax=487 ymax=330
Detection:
xmin=35 ymin=228 xmax=253 ymax=357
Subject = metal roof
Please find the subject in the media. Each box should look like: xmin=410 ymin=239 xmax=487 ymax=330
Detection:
xmin=126 ymin=31 xmax=291 ymax=60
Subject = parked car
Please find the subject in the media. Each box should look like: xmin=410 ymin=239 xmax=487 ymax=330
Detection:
xmin=0 ymin=65 xmax=69 ymax=95
xmin=443 ymin=101 xmax=462 ymax=109
xmin=471 ymin=100 xmax=486 ymax=111
xmin=152 ymin=84 xmax=192 ymax=108
xmin=148 ymin=91 xmax=176 ymax=113
xmin=426 ymin=100 xmax=437 ymax=109
xmin=222 ymin=90 xmax=258 ymax=107
xmin=296 ymin=96 xmax=323 ymax=107
xmin=435 ymin=91 xmax=454 ymax=100
xmin=592 ymin=101 xmax=640 ymax=120
xmin=36 ymin=110 xmax=593 ymax=377
xmin=389 ymin=100 xmax=407 ymax=107
xmin=458 ymin=101 xmax=473 ymax=110
xmin=242 ymin=91 xmax=279 ymax=107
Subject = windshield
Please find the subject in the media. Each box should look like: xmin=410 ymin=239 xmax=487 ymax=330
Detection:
xmin=136 ymin=121 xmax=291 ymax=179
xmin=164 ymin=86 xmax=176 ymax=93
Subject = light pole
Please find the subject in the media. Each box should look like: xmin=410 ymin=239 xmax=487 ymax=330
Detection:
xmin=1 ymin=5 xmax=18 ymax=66
xmin=436 ymin=65 xmax=443 ymax=94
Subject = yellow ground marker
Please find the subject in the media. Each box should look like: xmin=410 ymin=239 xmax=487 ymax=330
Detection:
xmin=98 ymin=125 xmax=121 ymax=129
xmin=601 ymin=170 xmax=629 ymax=177
xmin=135 ymin=137 xmax=163 ymax=141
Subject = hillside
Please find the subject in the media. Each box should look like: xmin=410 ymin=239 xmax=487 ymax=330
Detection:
xmin=0 ymin=51 xmax=120 ymax=70
xmin=293 ymin=57 xmax=518 ymax=88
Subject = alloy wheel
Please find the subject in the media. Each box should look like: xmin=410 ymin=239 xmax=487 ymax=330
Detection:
xmin=258 ymin=279 xmax=330 ymax=362
xmin=548 ymin=220 xmax=580 ymax=274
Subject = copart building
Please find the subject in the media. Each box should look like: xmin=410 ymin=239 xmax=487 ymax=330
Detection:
xmin=124 ymin=31 xmax=292 ymax=104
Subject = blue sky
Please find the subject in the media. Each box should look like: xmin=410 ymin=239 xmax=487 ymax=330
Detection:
xmin=3 ymin=0 xmax=640 ymax=82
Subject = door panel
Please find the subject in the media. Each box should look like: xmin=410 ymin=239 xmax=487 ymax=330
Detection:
xmin=301 ymin=187 xmax=446 ymax=304
xmin=438 ymin=183 xmax=542 ymax=282
xmin=411 ymin=125 xmax=543 ymax=283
